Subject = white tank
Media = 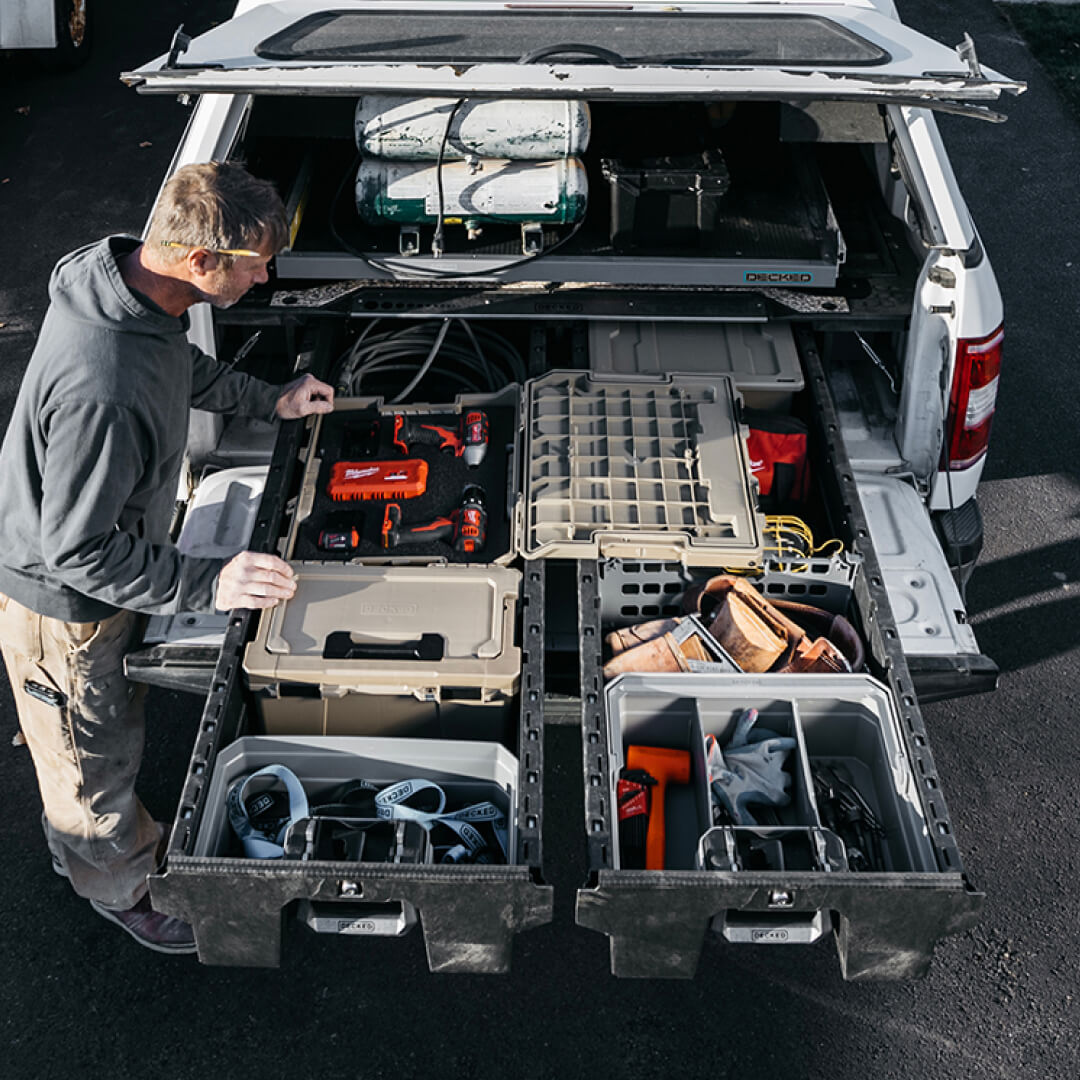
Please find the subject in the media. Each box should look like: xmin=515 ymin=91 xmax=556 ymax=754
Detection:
xmin=355 ymin=96 xmax=591 ymax=161
xmin=356 ymin=157 xmax=588 ymax=226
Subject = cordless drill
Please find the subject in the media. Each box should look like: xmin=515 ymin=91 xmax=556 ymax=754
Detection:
xmin=381 ymin=485 xmax=488 ymax=553
xmin=392 ymin=410 xmax=489 ymax=467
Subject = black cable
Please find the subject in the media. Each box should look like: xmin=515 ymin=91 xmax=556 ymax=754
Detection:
xmin=334 ymin=319 xmax=524 ymax=401
xmin=391 ymin=317 xmax=452 ymax=403
xmin=458 ymin=312 xmax=494 ymax=389
xmin=432 ymin=99 xmax=466 ymax=259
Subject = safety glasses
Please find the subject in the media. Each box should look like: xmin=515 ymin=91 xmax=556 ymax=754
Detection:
xmin=160 ymin=240 xmax=264 ymax=257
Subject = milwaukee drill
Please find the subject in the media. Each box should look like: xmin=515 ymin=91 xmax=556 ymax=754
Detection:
xmin=392 ymin=410 xmax=489 ymax=467
xmin=381 ymin=485 xmax=488 ymax=553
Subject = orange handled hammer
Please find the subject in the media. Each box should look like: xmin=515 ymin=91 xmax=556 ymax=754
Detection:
xmin=626 ymin=745 xmax=691 ymax=870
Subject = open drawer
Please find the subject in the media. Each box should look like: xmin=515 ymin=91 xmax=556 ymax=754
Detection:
xmin=573 ymin=339 xmax=984 ymax=979
xmin=147 ymin=397 xmax=551 ymax=972
xmin=576 ymin=564 xmax=984 ymax=979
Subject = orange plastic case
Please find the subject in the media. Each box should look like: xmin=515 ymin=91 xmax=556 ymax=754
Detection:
xmin=327 ymin=459 xmax=428 ymax=501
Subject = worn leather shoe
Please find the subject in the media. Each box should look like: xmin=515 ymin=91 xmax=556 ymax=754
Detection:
xmin=90 ymin=894 xmax=197 ymax=955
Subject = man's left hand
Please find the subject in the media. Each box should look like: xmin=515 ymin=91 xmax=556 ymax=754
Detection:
xmin=276 ymin=373 xmax=335 ymax=419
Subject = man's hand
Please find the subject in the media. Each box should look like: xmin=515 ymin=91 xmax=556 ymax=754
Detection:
xmin=215 ymin=551 xmax=297 ymax=611
xmin=276 ymin=373 xmax=334 ymax=420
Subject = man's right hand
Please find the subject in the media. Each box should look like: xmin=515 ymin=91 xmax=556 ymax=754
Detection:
xmin=215 ymin=551 xmax=297 ymax=611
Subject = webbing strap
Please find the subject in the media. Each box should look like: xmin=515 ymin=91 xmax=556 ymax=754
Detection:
xmin=228 ymin=769 xmax=508 ymax=863
xmin=374 ymin=778 xmax=509 ymax=862
xmin=226 ymin=764 xmax=310 ymax=859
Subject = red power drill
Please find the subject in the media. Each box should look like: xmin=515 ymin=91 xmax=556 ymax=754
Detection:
xmin=392 ymin=410 xmax=489 ymax=468
xmin=381 ymin=485 xmax=487 ymax=553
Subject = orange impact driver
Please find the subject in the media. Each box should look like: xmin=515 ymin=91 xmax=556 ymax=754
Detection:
xmin=392 ymin=410 xmax=490 ymax=468
xmin=625 ymin=745 xmax=691 ymax=870
xmin=381 ymin=485 xmax=487 ymax=553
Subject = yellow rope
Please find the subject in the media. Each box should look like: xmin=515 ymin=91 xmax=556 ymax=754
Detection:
xmin=761 ymin=516 xmax=843 ymax=572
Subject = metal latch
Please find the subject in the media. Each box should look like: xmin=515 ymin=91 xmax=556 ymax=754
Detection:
xmin=399 ymin=225 xmax=421 ymax=257
xmin=163 ymin=24 xmax=224 ymax=70
xmin=521 ymin=223 xmax=544 ymax=256
xmin=956 ymin=33 xmax=983 ymax=79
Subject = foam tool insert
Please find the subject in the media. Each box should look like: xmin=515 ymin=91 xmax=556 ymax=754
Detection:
xmin=294 ymin=404 xmax=516 ymax=563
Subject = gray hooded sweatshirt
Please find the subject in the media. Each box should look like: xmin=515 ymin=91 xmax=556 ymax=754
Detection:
xmin=0 ymin=236 xmax=281 ymax=622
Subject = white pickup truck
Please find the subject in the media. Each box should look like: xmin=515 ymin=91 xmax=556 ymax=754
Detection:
xmin=121 ymin=0 xmax=1023 ymax=978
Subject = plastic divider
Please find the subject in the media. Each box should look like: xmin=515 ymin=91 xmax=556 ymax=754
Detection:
xmin=608 ymin=692 xmax=710 ymax=871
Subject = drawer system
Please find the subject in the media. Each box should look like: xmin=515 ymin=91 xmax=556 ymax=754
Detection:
xmin=147 ymin=326 xmax=982 ymax=978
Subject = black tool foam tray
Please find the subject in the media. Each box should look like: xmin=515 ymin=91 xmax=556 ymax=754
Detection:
xmin=289 ymin=394 xmax=518 ymax=564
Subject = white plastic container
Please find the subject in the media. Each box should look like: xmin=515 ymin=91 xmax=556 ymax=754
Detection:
xmin=356 ymin=156 xmax=588 ymax=226
xmin=355 ymin=96 xmax=590 ymax=160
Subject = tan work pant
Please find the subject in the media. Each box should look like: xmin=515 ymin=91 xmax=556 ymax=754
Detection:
xmin=0 ymin=592 xmax=161 ymax=909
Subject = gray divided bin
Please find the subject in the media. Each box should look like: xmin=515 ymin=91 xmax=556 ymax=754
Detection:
xmin=604 ymin=675 xmax=938 ymax=877
xmin=196 ymin=736 xmax=519 ymax=940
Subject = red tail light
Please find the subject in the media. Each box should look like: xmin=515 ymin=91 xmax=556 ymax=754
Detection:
xmin=945 ymin=325 xmax=1003 ymax=471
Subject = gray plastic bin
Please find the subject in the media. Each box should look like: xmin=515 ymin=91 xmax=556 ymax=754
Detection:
xmin=603 ymin=674 xmax=938 ymax=876
xmin=195 ymin=734 xmax=519 ymax=860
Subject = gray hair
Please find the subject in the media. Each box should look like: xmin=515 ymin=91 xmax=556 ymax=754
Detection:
xmin=145 ymin=161 xmax=288 ymax=267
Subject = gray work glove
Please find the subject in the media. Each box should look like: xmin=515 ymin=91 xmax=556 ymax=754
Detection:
xmin=706 ymin=707 xmax=797 ymax=826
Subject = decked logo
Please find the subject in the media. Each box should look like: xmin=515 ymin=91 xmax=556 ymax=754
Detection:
xmin=358 ymin=601 xmax=418 ymax=617
xmin=751 ymin=928 xmax=791 ymax=943
xmin=534 ymin=301 xmax=584 ymax=313
xmin=744 ymin=271 xmax=814 ymax=284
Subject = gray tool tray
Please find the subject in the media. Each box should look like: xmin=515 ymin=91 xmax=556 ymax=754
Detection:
xmin=587 ymin=321 xmax=804 ymax=412
xmin=195 ymin=734 xmax=519 ymax=859
xmin=602 ymin=672 xmax=937 ymax=875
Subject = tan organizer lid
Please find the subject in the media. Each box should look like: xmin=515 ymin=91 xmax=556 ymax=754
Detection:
xmin=244 ymin=563 xmax=521 ymax=697
xmin=522 ymin=371 xmax=764 ymax=567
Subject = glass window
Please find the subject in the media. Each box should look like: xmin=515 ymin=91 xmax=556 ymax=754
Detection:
xmin=256 ymin=12 xmax=890 ymax=67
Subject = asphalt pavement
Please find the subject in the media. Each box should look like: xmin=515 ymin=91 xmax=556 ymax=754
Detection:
xmin=0 ymin=2 xmax=1077 ymax=1078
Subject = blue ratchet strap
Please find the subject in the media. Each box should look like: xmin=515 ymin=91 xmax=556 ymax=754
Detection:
xmin=374 ymin=778 xmax=509 ymax=863
xmin=226 ymin=764 xmax=310 ymax=859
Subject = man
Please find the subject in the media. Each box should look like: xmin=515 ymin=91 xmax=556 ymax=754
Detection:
xmin=0 ymin=161 xmax=334 ymax=954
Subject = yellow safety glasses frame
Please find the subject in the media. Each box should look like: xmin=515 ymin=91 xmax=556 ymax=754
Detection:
xmin=160 ymin=241 xmax=264 ymax=257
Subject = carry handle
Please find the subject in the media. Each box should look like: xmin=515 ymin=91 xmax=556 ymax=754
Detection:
xmin=322 ymin=632 xmax=445 ymax=662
